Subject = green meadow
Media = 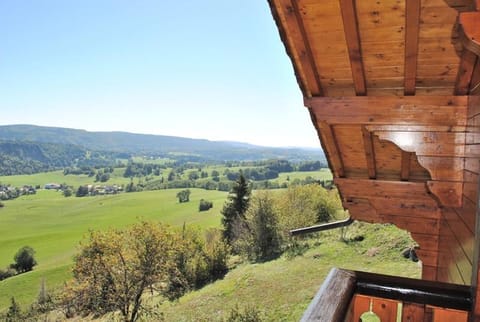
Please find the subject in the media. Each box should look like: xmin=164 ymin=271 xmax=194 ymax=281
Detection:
xmin=0 ymin=169 xmax=131 ymax=188
xmin=0 ymin=168 xmax=336 ymax=313
xmin=0 ymin=188 xmax=228 ymax=310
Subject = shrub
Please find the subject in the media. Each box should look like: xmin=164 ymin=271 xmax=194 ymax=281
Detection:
xmin=0 ymin=201 xmax=4 ymax=208
xmin=226 ymin=304 xmax=264 ymax=322
xmin=176 ymin=189 xmax=191 ymax=203
xmin=199 ymin=199 xmax=213 ymax=212
xmin=10 ymin=246 xmax=37 ymax=273
xmin=176 ymin=227 xmax=229 ymax=289
xmin=244 ymin=192 xmax=282 ymax=262
xmin=0 ymin=267 xmax=16 ymax=281
xmin=63 ymin=187 xmax=73 ymax=197
xmin=6 ymin=297 xmax=22 ymax=321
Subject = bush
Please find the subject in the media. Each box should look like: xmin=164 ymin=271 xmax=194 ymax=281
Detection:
xmin=0 ymin=267 xmax=16 ymax=281
xmin=226 ymin=304 xmax=264 ymax=322
xmin=63 ymin=187 xmax=73 ymax=197
xmin=176 ymin=189 xmax=191 ymax=203
xmin=5 ymin=297 xmax=22 ymax=321
xmin=0 ymin=201 xmax=4 ymax=208
xmin=176 ymin=227 xmax=229 ymax=289
xmin=199 ymin=199 xmax=213 ymax=212
xmin=243 ymin=192 xmax=282 ymax=262
xmin=10 ymin=246 xmax=37 ymax=273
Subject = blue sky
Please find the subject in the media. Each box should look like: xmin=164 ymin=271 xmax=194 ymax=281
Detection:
xmin=0 ymin=1 xmax=320 ymax=148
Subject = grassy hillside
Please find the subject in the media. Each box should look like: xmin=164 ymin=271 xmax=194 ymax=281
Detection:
xmin=0 ymin=188 xmax=228 ymax=310
xmin=156 ymin=223 xmax=420 ymax=321
xmin=0 ymin=169 xmax=132 ymax=187
xmin=75 ymin=223 xmax=417 ymax=321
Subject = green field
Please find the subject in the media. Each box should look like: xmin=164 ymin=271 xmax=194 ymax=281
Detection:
xmin=0 ymin=168 xmax=332 ymax=188
xmin=0 ymin=169 xmax=132 ymax=188
xmin=0 ymin=188 xmax=228 ymax=310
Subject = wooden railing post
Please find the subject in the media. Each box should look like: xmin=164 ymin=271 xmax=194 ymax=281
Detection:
xmin=300 ymin=268 xmax=356 ymax=322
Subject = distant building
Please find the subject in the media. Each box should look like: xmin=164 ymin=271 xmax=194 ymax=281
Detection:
xmin=44 ymin=183 xmax=61 ymax=190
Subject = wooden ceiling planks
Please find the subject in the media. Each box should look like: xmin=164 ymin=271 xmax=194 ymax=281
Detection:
xmin=269 ymin=0 xmax=474 ymax=96
xmin=356 ymin=0 xmax=406 ymax=94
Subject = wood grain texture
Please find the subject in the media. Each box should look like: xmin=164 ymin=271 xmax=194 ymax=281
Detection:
xmin=402 ymin=303 xmax=425 ymax=322
xmin=335 ymin=178 xmax=432 ymax=200
xmin=459 ymin=11 xmax=480 ymax=56
xmin=427 ymin=181 xmax=463 ymax=207
xmin=318 ymin=121 xmax=345 ymax=177
xmin=375 ymin=132 xmax=466 ymax=157
xmin=404 ymin=0 xmax=421 ymax=95
xmin=362 ymin=126 xmax=376 ymax=179
xmin=431 ymin=307 xmax=468 ymax=322
xmin=272 ymin=0 xmax=323 ymax=97
xmin=300 ymin=268 xmax=356 ymax=322
xmin=401 ymin=151 xmax=411 ymax=180
xmin=339 ymin=0 xmax=366 ymax=95
xmin=307 ymin=96 xmax=468 ymax=126
xmin=455 ymin=49 xmax=477 ymax=95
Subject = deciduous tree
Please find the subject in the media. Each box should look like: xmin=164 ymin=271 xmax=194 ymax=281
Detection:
xmin=63 ymin=222 xmax=185 ymax=322
xmin=10 ymin=246 xmax=37 ymax=273
xmin=245 ymin=192 xmax=282 ymax=261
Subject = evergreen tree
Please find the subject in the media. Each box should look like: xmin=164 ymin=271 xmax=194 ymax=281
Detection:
xmin=221 ymin=173 xmax=251 ymax=245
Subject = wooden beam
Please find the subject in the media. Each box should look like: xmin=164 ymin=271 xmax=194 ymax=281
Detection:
xmin=375 ymin=131 xmax=466 ymax=157
xmin=404 ymin=0 xmax=421 ymax=95
xmin=401 ymin=151 xmax=411 ymax=181
xmin=455 ymin=49 xmax=477 ymax=95
xmin=469 ymin=57 xmax=480 ymax=95
xmin=335 ymin=178 xmax=432 ymax=200
xmin=459 ymin=12 xmax=480 ymax=56
xmin=318 ymin=122 xmax=345 ymax=177
xmin=274 ymin=0 xmax=324 ymax=97
xmin=306 ymin=96 xmax=468 ymax=126
xmin=361 ymin=127 xmax=376 ymax=179
xmin=339 ymin=0 xmax=366 ymax=96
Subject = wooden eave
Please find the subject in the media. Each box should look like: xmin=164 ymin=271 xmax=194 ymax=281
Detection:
xmin=269 ymin=0 xmax=475 ymax=97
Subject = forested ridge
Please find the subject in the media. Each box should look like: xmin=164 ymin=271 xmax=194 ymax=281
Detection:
xmin=0 ymin=140 xmax=123 ymax=176
xmin=0 ymin=125 xmax=325 ymax=175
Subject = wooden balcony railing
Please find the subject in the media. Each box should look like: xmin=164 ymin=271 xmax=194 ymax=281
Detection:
xmin=301 ymin=268 xmax=472 ymax=322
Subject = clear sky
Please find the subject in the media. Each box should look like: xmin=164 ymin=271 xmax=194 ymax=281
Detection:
xmin=0 ymin=1 xmax=320 ymax=148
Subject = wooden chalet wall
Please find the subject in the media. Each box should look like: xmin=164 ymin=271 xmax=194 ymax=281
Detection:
xmin=268 ymin=0 xmax=480 ymax=288
xmin=267 ymin=0 xmax=480 ymax=318
xmin=307 ymin=95 xmax=471 ymax=282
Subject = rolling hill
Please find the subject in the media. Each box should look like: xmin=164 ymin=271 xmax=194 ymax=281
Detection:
xmin=0 ymin=124 xmax=325 ymax=165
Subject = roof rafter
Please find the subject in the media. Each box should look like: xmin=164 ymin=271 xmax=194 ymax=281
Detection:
xmin=404 ymin=0 xmax=421 ymax=95
xmin=339 ymin=0 xmax=366 ymax=96
xmin=274 ymin=0 xmax=324 ymax=97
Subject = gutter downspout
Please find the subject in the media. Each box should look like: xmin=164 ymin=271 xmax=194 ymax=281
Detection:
xmin=289 ymin=216 xmax=354 ymax=236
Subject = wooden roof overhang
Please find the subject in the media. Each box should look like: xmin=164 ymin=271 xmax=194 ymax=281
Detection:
xmin=268 ymin=0 xmax=480 ymax=315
